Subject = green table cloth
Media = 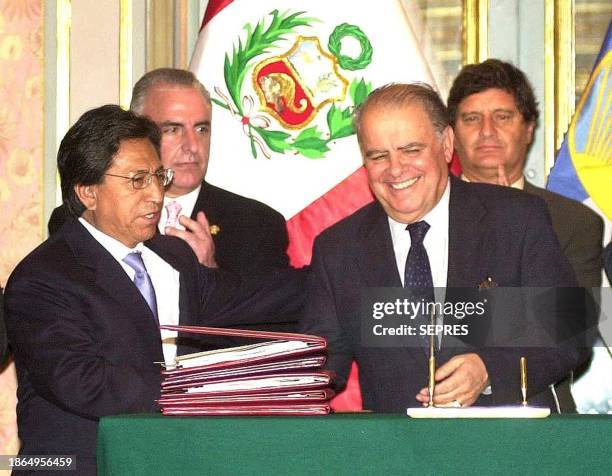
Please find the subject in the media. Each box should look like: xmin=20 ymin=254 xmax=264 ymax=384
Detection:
xmin=97 ymin=413 xmax=611 ymax=475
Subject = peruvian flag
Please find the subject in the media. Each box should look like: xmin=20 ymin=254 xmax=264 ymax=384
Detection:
xmin=191 ymin=0 xmax=443 ymax=410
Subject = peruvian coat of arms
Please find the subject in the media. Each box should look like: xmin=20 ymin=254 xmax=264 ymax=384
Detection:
xmin=213 ymin=10 xmax=374 ymax=159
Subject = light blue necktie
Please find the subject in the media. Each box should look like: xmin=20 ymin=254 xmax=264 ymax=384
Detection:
xmin=123 ymin=251 xmax=159 ymax=323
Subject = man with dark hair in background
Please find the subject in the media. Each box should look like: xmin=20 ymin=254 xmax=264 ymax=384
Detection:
xmin=448 ymin=59 xmax=603 ymax=289
xmin=6 ymin=105 xmax=302 ymax=475
xmin=49 ymin=68 xmax=290 ymax=277
xmin=301 ymin=82 xmax=586 ymax=412
xmin=448 ymin=59 xmax=604 ymax=412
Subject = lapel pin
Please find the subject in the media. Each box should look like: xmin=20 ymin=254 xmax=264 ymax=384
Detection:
xmin=478 ymin=276 xmax=498 ymax=290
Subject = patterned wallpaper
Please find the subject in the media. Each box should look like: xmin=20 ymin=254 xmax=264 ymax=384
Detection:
xmin=0 ymin=0 xmax=44 ymax=464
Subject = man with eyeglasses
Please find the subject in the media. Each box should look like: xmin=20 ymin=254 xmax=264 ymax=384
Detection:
xmin=4 ymin=105 xmax=304 ymax=475
xmin=48 ymin=68 xmax=290 ymax=277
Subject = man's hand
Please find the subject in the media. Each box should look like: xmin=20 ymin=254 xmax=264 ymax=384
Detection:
xmin=416 ymin=353 xmax=489 ymax=407
xmin=165 ymin=211 xmax=218 ymax=268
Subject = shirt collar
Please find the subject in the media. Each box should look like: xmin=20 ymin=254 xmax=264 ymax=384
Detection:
xmin=163 ymin=184 xmax=202 ymax=214
xmin=79 ymin=217 xmax=144 ymax=263
xmin=460 ymin=173 xmax=525 ymax=190
xmin=388 ymin=177 xmax=451 ymax=233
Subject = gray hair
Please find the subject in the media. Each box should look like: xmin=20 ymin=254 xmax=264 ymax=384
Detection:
xmin=130 ymin=68 xmax=211 ymax=114
xmin=353 ymin=82 xmax=450 ymax=144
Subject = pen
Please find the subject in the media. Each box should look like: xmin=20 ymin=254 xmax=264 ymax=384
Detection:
xmin=428 ymin=309 xmax=435 ymax=407
xmin=428 ymin=336 xmax=435 ymax=407
xmin=520 ymin=356 xmax=527 ymax=406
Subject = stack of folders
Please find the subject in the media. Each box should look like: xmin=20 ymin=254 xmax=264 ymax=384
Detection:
xmin=158 ymin=325 xmax=334 ymax=416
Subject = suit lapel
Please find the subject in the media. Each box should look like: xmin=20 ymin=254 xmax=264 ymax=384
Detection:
xmin=447 ymin=177 xmax=491 ymax=287
xmin=145 ymin=235 xmax=199 ymax=328
xmin=191 ymin=182 xmax=205 ymax=220
xmin=355 ymin=179 xmax=493 ymax=289
xmin=355 ymin=202 xmax=402 ymax=288
xmin=354 ymin=179 xmax=494 ymax=288
xmin=191 ymin=182 xmax=223 ymax=253
xmin=64 ymin=219 xmax=164 ymax=362
xmin=191 ymin=182 xmax=213 ymax=221
xmin=354 ymin=203 xmax=429 ymax=363
xmin=523 ymin=180 xmax=538 ymax=196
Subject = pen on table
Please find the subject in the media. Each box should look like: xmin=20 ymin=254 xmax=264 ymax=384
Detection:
xmin=520 ymin=356 xmax=527 ymax=406
xmin=428 ymin=309 xmax=435 ymax=407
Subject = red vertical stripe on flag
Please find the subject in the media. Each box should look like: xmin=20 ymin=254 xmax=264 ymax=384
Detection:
xmin=201 ymin=0 xmax=234 ymax=30
xmin=286 ymin=167 xmax=373 ymax=410
xmin=286 ymin=167 xmax=373 ymax=267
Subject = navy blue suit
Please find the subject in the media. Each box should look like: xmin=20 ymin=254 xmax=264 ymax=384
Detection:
xmin=301 ymin=177 xmax=587 ymax=412
xmin=5 ymin=218 xmax=303 ymax=474
xmin=192 ymin=182 xmax=289 ymax=275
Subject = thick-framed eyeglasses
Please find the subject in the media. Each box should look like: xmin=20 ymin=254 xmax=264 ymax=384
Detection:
xmin=104 ymin=168 xmax=174 ymax=189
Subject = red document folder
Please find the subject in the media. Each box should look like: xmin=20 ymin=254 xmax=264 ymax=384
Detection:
xmin=161 ymin=356 xmax=327 ymax=391
xmin=161 ymin=404 xmax=331 ymax=416
xmin=158 ymin=325 xmax=333 ymax=416
xmin=158 ymin=389 xmax=335 ymax=405
xmin=160 ymin=325 xmax=327 ymax=375
xmin=161 ymin=371 xmax=332 ymax=397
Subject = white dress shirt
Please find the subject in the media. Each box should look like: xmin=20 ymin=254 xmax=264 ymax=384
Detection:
xmin=405 ymin=180 xmax=492 ymax=393
xmin=388 ymin=180 xmax=450 ymax=288
xmin=461 ymin=174 xmax=525 ymax=190
xmin=159 ymin=184 xmax=202 ymax=233
xmin=79 ymin=218 xmax=181 ymax=364
xmin=388 ymin=181 xmax=450 ymax=348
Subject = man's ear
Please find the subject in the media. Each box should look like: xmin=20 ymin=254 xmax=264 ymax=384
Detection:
xmin=526 ymin=121 xmax=535 ymax=144
xmin=75 ymin=184 xmax=98 ymax=210
xmin=442 ymin=126 xmax=454 ymax=164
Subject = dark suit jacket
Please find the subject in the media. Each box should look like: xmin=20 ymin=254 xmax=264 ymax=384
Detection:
xmin=0 ymin=290 xmax=7 ymax=366
xmin=193 ymin=182 xmax=289 ymax=275
xmin=301 ymin=177 xmax=585 ymax=413
xmin=47 ymin=181 xmax=290 ymax=277
xmin=5 ymin=218 xmax=303 ymax=474
xmin=524 ymin=181 xmax=603 ymax=288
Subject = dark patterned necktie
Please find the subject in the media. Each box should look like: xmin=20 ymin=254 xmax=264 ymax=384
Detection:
xmin=404 ymin=221 xmax=434 ymax=347
xmin=123 ymin=251 xmax=159 ymax=323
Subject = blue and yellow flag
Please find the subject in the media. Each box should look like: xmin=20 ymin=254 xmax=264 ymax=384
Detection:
xmin=547 ymin=22 xmax=611 ymax=221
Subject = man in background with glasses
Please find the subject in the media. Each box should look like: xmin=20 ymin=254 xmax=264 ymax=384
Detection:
xmin=4 ymin=105 xmax=304 ymax=475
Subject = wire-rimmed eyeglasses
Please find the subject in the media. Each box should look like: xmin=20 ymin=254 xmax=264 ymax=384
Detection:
xmin=104 ymin=168 xmax=174 ymax=189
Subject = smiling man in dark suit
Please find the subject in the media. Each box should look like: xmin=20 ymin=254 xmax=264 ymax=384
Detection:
xmin=5 ymin=105 xmax=302 ymax=475
xmin=301 ymin=83 xmax=587 ymax=412
xmin=49 ymin=68 xmax=289 ymax=276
